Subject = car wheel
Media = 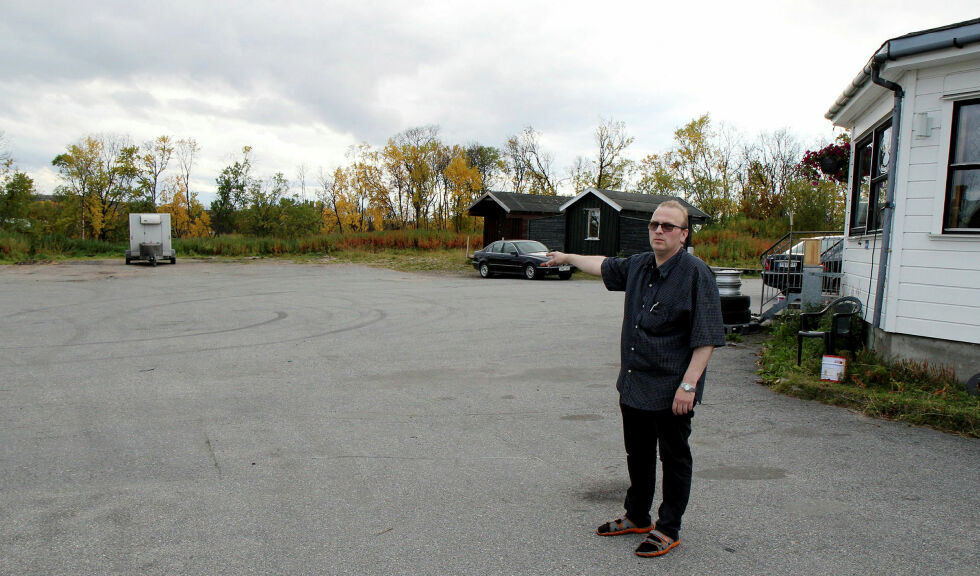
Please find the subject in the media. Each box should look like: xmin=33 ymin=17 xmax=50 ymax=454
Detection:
xmin=524 ymin=264 xmax=537 ymax=280
xmin=558 ymin=271 xmax=572 ymax=280
xmin=479 ymin=262 xmax=491 ymax=278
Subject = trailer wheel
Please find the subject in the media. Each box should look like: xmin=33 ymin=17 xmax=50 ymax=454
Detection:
xmin=170 ymin=257 xmax=176 ymax=265
xmin=125 ymin=257 xmax=132 ymax=265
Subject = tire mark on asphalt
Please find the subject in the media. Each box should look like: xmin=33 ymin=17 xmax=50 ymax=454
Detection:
xmin=203 ymin=428 xmax=222 ymax=479
xmin=0 ymin=311 xmax=289 ymax=350
xmin=5 ymin=308 xmax=388 ymax=365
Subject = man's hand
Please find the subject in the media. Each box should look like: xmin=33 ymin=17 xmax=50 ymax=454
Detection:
xmin=672 ymin=386 xmax=696 ymax=415
xmin=543 ymin=251 xmax=567 ymax=267
xmin=542 ymin=252 xmax=605 ymax=276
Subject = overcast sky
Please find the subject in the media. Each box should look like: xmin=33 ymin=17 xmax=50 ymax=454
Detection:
xmin=2 ymin=1 xmax=978 ymax=201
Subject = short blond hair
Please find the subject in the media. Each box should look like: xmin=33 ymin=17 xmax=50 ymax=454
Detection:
xmin=653 ymin=200 xmax=689 ymax=229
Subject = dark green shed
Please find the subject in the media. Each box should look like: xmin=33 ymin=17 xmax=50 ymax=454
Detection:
xmin=560 ymin=188 xmax=711 ymax=256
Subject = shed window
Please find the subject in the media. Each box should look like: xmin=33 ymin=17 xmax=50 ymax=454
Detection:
xmin=944 ymin=99 xmax=980 ymax=232
xmin=586 ymin=208 xmax=600 ymax=239
xmin=850 ymin=119 xmax=891 ymax=235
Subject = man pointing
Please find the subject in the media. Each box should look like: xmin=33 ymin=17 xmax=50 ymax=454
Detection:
xmin=543 ymin=200 xmax=725 ymax=558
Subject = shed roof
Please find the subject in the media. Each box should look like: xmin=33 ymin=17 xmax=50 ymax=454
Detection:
xmin=826 ymin=17 xmax=980 ymax=121
xmin=559 ymin=188 xmax=711 ymax=223
xmin=467 ymin=191 xmax=566 ymax=216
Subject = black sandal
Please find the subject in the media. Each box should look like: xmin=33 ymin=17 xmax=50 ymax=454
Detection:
xmin=634 ymin=529 xmax=679 ymax=557
xmin=595 ymin=516 xmax=654 ymax=536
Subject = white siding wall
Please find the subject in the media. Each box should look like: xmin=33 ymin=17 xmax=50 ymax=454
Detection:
xmin=842 ymin=61 xmax=980 ymax=345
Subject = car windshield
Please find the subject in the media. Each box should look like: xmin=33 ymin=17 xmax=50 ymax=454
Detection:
xmin=513 ymin=241 xmax=548 ymax=254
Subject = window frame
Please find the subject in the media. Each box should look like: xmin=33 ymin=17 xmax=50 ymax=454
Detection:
xmin=849 ymin=118 xmax=892 ymax=236
xmin=942 ymin=97 xmax=980 ymax=234
xmin=585 ymin=208 xmax=600 ymax=240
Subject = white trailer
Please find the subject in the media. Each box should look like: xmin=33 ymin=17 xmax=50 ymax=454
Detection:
xmin=126 ymin=213 xmax=176 ymax=265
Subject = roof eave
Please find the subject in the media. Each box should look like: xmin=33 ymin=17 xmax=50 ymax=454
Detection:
xmin=559 ymin=187 xmax=624 ymax=212
xmin=825 ymin=18 xmax=980 ymax=124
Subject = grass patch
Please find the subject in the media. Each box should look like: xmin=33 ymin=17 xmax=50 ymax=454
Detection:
xmin=759 ymin=313 xmax=979 ymax=437
xmin=0 ymin=230 xmax=479 ymax=266
xmin=326 ymin=247 xmax=474 ymax=274
xmin=0 ymin=232 xmax=125 ymax=262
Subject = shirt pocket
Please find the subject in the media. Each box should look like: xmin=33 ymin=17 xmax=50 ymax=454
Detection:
xmin=638 ymin=309 xmax=671 ymax=334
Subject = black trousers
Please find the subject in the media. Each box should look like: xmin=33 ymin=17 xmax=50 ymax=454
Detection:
xmin=620 ymin=403 xmax=693 ymax=540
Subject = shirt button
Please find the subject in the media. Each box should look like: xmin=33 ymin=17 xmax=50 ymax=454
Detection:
xmin=648 ymin=284 xmax=653 ymax=287
xmin=628 ymin=370 xmax=632 ymax=374
xmin=631 ymin=347 xmax=635 ymax=351
xmin=634 ymin=325 xmax=638 ymax=329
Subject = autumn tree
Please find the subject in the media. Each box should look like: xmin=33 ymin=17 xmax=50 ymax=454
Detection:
xmin=389 ymin=126 xmax=442 ymax=227
xmin=505 ymin=126 xmax=558 ymax=195
xmin=464 ymin=144 xmax=506 ymax=191
xmin=326 ymin=165 xmax=368 ymax=232
xmin=346 ymin=143 xmax=390 ymax=231
xmin=571 ymin=118 xmax=635 ymax=191
xmin=381 ymin=142 xmax=410 ymax=227
xmin=738 ymin=129 xmax=802 ymax=220
xmin=176 ymin=137 xmax=200 ymax=232
xmin=315 ymin=167 xmax=344 ymax=234
xmin=138 ymin=135 xmax=174 ymax=206
xmin=158 ymin=176 xmax=212 ymax=237
xmin=439 ymin=146 xmax=482 ymax=232
xmin=634 ymin=153 xmax=676 ymax=196
xmin=634 ymin=115 xmax=738 ymax=221
xmin=52 ymin=134 xmax=140 ymax=240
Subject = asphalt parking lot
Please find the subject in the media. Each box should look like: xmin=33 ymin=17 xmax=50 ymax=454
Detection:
xmin=1 ymin=260 xmax=977 ymax=575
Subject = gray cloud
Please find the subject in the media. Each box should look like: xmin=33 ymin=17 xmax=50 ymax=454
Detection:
xmin=4 ymin=0 xmax=980 ymax=197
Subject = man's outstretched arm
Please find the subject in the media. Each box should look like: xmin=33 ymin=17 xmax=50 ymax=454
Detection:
xmin=543 ymin=252 xmax=606 ymax=276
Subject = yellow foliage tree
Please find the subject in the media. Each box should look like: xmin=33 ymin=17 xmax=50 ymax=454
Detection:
xmin=442 ymin=149 xmax=482 ymax=232
xmin=322 ymin=167 xmax=364 ymax=233
xmin=158 ymin=176 xmax=212 ymax=237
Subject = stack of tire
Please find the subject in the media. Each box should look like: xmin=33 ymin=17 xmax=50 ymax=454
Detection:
xmin=714 ymin=269 xmax=752 ymax=326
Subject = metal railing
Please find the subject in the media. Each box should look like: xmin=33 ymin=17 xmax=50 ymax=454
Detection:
xmin=758 ymin=231 xmax=843 ymax=318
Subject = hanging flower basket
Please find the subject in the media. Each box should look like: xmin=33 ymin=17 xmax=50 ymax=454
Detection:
xmin=819 ymin=155 xmax=845 ymax=176
xmin=799 ymin=136 xmax=851 ymax=185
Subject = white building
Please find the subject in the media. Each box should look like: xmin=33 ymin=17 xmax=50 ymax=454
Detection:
xmin=825 ymin=18 xmax=980 ymax=385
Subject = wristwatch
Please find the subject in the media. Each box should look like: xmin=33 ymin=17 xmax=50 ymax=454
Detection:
xmin=679 ymin=382 xmax=697 ymax=393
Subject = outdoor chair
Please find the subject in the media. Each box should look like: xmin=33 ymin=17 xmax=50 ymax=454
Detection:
xmin=797 ymin=296 xmax=863 ymax=365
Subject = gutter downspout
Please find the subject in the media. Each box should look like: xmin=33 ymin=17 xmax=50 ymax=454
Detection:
xmin=869 ymin=59 xmax=903 ymax=331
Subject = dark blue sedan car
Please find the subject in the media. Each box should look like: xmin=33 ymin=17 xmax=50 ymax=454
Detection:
xmin=472 ymin=240 xmax=573 ymax=280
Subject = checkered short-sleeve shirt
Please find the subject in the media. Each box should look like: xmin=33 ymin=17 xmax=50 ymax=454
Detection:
xmin=601 ymin=250 xmax=726 ymax=411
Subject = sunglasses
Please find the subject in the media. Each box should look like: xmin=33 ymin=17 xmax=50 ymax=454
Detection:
xmin=648 ymin=221 xmax=687 ymax=233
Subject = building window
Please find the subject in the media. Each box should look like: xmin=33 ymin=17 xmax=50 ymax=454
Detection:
xmin=850 ymin=119 xmax=892 ymax=235
xmin=944 ymin=99 xmax=980 ymax=232
xmin=586 ymin=208 xmax=600 ymax=239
